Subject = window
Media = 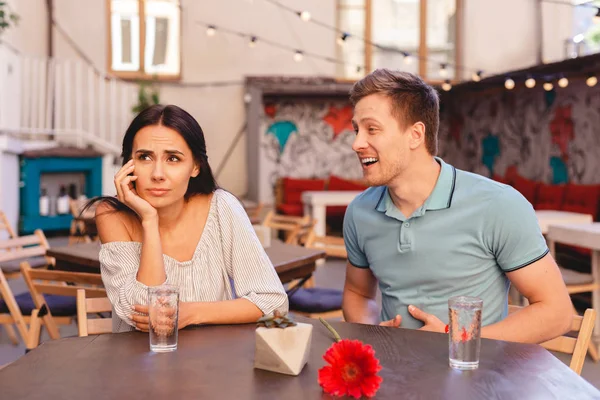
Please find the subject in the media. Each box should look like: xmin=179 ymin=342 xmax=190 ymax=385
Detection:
xmin=108 ymin=0 xmax=181 ymax=80
xmin=569 ymin=0 xmax=600 ymax=58
xmin=337 ymin=0 xmax=461 ymax=82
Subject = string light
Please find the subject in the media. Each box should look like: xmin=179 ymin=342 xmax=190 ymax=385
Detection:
xmin=298 ymin=11 xmax=311 ymax=22
xmin=403 ymin=52 xmax=413 ymax=65
xmin=543 ymin=81 xmax=554 ymax=91
xmin=206 ymin=25 xmax=216 ymax=36
xmin=525 ymin=76 xmax=536 ymax=88
xmin=293 ymin=50 xmax=303 ymax=62
xmin=595 ymin=8 xmax=600 ymax=24
xmin=337 ymin=33 xmax=349 ymax=46
xmin=558 ymin=76 xmax=569 ymax=88
xmin=442 ymin=80 xmax=452 ymax=92
xmin=439 ymin=64 xmax=448 ymax=77
xmin=249 ymin=36 xmax=257 ymax=48
xmin=472 ymin=70 xmax=483 ymax=82
xmin=587 ymin=75 xmax=598 ymax=87
xmin=505 ymin=78 xmax=515 ymax=90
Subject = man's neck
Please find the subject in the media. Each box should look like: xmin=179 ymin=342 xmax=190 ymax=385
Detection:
xmin=387 ymin=156 xmax=441 ymax=218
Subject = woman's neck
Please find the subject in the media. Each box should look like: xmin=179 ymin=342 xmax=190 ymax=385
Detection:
xmin=156 ymin=198 xmax=189 ymax=233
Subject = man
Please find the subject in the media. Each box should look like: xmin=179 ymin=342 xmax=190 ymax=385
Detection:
xmin=343 ymin=69 xmax=572 ymax=343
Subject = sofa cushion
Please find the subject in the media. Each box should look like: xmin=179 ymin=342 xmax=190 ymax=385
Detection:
xmin=327 ymin=175 xmax=368 ymax=191
xmin=561 ymin=184 xmax=600 ymax=220
xmin=512 ymin=175 xmax=539 ymax=205
xmin=277 ymin=203 xmax=304 ymax=217
xmin=282 ymin=178 xmax=326 ymax=205
xmin=535 ymin=183 xmax=566 ymax=210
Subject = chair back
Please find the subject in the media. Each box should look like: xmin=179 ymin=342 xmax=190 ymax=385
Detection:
xmin=21 ymin=262 xmax=105 ymax=340
xmin=0 ymin=211 xmax=18 ymax=239
xmin=305 ymin=231 xmax=347 ymax=258
xmin=508 ymin=305 xmax=596 ymax=375
xmin=76 ymin=289 xmax=112 ymax=336
xmin=0 ymin=230 xmax=53 ymax=279
xmin=262 ymin=211 xmax=311 ymax=243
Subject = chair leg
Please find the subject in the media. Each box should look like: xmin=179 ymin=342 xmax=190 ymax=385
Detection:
xmin=588 ymin=340 xmax=600 ymax=362
xmin=3 ymin=324 xmax=20 ymax=345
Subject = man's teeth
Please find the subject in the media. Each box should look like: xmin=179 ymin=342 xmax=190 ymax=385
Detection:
xmin=361 ymin=157 xmax=378 ymax=164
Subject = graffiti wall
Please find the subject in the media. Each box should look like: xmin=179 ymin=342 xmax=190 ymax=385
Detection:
xmin=439 ymin=80 xmax=600 ymax=184
xmin=257 ymin=80 xmax=600 ymax=202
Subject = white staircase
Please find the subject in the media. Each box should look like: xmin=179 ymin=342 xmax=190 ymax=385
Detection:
xmin=0 ymin=44 xmax=137 ymax=156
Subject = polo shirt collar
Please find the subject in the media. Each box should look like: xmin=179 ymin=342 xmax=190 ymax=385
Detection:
xmin=375 ymin=157 xmax=456 ymax=217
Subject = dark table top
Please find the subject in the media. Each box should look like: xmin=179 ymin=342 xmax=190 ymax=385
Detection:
xmin=47 ymin=240 xmax=325 ymax=283
xmin=1 ymin=317 xmax=598 ymax=400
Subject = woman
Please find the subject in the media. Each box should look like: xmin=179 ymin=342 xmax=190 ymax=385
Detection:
xmin=93 ymin=104 xmax=287 ymax=333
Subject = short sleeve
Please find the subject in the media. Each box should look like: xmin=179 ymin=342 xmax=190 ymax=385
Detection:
xmin=343 ymin=200 xmax=369 ymax=268
xmin=485 ymin=187 xmax=549 ymax=272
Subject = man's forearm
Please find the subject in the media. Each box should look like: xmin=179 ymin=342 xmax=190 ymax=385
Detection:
xmin=342 ymin=289 xmax=380 ymax=324
xmin=482 ymin=301 xmax=572 ymax=343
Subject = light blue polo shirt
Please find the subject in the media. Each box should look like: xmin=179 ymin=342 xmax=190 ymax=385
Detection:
xmin=343 ymin=157 xmax=548 ymax=329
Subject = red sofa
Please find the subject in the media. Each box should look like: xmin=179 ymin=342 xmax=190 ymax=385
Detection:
xmin=493 ymin=166 xmax=600 ymax=265
xmin=275 ymin=176 xmax=369 ymax=218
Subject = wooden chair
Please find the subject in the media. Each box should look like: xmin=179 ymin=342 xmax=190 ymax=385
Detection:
xmin=0 ymin=210 xmax=18 ymax=240
xmin=20 ymin=262 xmax=105 ymax=348
xmin=508 ymin=305 xmax=596 ymax=375
xmin=305 ymin=231 xmax=347 ymax=259
xmin=0 ymin=267 xmax=42 ymax=350
xmin=69 ymin=198 xmax=97 ymax=244
xmin=262 ymin=211 xmax=311 ymax=244
xmin=546 ymin=237 xmax=600 ymax=362
xmin=0 ymin=229 xmax=53 ymax=280
xmin=76 ymin=289 xmax=112 ymax=337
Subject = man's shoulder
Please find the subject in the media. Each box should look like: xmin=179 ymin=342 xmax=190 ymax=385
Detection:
xmin=347 ymin=186 xmax=386 ymax=212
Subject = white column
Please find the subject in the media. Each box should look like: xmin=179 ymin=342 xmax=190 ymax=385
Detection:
xmin=0 ymin=135 xmax=24 ymax=237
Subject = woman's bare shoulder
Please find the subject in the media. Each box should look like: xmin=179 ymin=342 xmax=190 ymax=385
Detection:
xmin=95 ymin=200 xmax=141 ymax=243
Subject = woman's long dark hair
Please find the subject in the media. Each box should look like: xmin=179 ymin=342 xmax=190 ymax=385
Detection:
xmin=84 ymin=104 xmax=218 ymax=217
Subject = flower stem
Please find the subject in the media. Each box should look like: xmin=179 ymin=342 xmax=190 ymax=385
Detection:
xmin=319 ymin=317 xmax=341 ymax=343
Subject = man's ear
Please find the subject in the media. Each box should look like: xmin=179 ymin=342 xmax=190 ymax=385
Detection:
xmin=408 ymin=122 xmax=426 ymax=150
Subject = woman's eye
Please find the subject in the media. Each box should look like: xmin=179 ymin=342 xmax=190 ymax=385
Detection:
xmin=168 ymin=156 xmax=180 ymax=162
xmin=138 ymin=154 xmax=151 ymax=161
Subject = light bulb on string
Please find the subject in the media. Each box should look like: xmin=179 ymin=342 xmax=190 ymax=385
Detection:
xmin=525 ymin=76 xmax=536 ymax=88
xmin=441 ymin=80 xmax=452 ymax=92
xmin=293 ymin=50 xmax=304 ymax=62
xmin=249 ymin=36 xmax=257 ymax=48
xmin=206 ymin=26 xmax=216 ymax=36
xmin=587 ymin=75 xmax=598 ymax=87
xmin=505 ymin=78 xmax=515 ymax=90
xmin=337 ymin=33 xmax=349 ymax=46
xmin=472 ymin=70 xmax=482 ymax=82
xmin=439 ymin=64 xmax=448 ymax=78
xmin=403 ymin=52 xmax=413 ymax=65
xmin=543 ymin=82 xmax=554 ymax=91
xmin=298 ymin=11 xmax=311 ymax=21
xmin=356 ymin=65 xmax=362 ymax=74
xmin=558 ymin=76 xmax=569 ymax=88
xmin=595 ymin=8 xmax=600 ymax=24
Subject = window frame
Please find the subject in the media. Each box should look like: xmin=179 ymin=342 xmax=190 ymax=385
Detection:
xmin=106 ymin=0 xmax=182 ymax=81
xmin=336 ymin=0 xmax=463 ymax=83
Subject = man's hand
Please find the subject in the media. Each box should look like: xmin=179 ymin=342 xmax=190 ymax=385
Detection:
xmin=379 ymin=314 xmax=402 ymax=327
xmin=408 ymin=305 xmax=446 ymax=333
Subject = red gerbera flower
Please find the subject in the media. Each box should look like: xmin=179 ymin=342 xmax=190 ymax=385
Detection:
xmin=318 ymin=339 xmax=383 ymax=399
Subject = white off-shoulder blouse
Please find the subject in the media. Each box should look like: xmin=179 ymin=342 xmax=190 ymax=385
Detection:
xmin=99 ymin=189 xmax=288 ymax=332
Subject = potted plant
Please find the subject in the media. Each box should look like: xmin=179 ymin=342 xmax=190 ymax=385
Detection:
xmin=0 ymin=2 xmax=20 ymax=35
xmin=254 ymin=311 xmax=312 ymax=376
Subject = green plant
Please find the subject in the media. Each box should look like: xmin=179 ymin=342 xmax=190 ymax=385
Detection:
xmin=132 ymin=81 xmax=160 ymax=114
xmin=0 ymin=2 xmax=20 ymax=35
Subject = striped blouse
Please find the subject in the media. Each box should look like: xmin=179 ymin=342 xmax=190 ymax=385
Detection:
xmin=99 ymin=189 xmax=289 ymax=333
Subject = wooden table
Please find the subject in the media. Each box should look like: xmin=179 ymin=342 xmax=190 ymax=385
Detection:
xmin=1 ymin=317 xmax=597 ymax=399
xmin=535 ymin=210 xmax=593 ymax=235
xmin=302 ymin=190 xmax=362 ymax=236
xmin=47 ymin=240 xmax=325 ymax=284
xmin=548 ymin=222 xmax=600 ymax=338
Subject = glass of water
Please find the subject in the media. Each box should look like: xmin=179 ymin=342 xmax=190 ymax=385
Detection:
xmin=448 ymin=296 xmax=483 ymax=370
xmin=148 ymin=284 xmax=179 ymax=353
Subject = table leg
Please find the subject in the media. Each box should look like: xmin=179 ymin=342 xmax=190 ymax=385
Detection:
xmin=313 ymin=205 xmax=326 ymax=237
xmin=593 ymin=250 xmax=600 ymax=342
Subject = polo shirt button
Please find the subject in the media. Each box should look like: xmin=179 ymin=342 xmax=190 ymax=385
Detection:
xmin=404 ymin=222 xmax=410 ymax=228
